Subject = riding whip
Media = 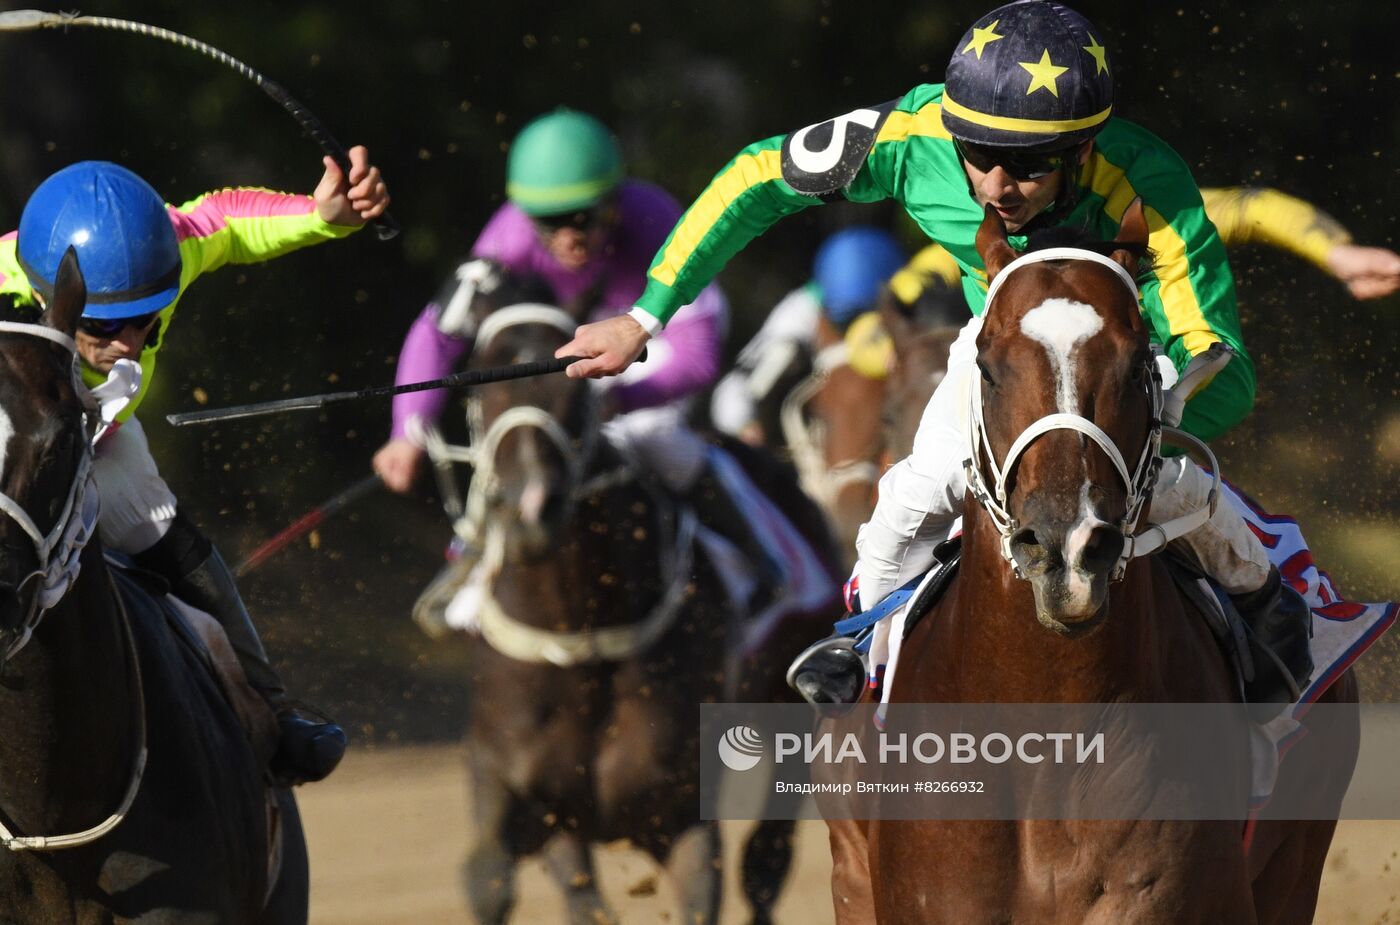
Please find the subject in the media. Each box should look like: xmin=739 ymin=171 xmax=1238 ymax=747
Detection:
xmin=235 ymin=473 xmax=383 ymax=576
xmin=0 ymin=9 xmax=399 ymax=240
xmin=166 ymin=356 xmax=586 ymax=427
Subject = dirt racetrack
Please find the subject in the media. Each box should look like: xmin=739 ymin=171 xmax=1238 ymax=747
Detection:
xmin=299 ymin=744 xmax=1400 ymax=925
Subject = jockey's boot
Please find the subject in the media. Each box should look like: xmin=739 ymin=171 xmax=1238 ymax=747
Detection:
xmin=410 ymin=536 xmax=479 ymax=639
xmin=685 ymin=463 xmax=785 ymax=614
xmin=136 ymin=515 xmax=347 ymax=785
xmin=1231 ymin=566 xmax=1314 ymax=718
xmin=787 ymin=638 xmax=866 ymax=715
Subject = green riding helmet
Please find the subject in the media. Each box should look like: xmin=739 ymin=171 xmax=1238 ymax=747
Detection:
xmin=506 ymin=109 xmax=624 ymax=217
xmin=942 ymin=0 xmax=1113 ymax=152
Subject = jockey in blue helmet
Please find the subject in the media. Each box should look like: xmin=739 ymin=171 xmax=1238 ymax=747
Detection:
xmin=17 ymin=162 xmax=182 ymax=321
xmin=7 ymin=153 xmax=391 ymax=785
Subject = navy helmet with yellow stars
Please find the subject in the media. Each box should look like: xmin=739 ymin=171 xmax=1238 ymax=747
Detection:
xmin=942 ymin=0 xmax=1113 ymax=152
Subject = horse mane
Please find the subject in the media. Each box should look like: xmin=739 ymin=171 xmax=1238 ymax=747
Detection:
xmin=1024 ymin=224 xmax=1156 ymax=282
xmin=885 ymin=278 xmax=970 ymax=331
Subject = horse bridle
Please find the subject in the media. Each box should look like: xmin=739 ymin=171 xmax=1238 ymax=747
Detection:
xmin=963 ymin=247 xmax=1220 ymax=582
xmin=452 ymin=304 xmax=602 ymax=545
xmin=0 ymin=321 xmax=102 ymax=662
xmin=415 ymin=303 xmax=696 ymax=665
xmin=0 ymin=320 xmax=148 ymax=853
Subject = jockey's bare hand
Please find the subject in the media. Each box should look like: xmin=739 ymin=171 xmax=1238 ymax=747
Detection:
xmin=1327 ymin=243 xmax=1400 ymax=300
xmin=315 ymin=145 xmax=390 ymax=227
xmin=372 ymin=438 xmax=424 ymax=494
xmin=554 ymin=314 xmax=650 ymax=379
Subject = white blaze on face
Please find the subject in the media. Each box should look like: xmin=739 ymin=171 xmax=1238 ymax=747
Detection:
xmin=0 ymin=407 xmax=12 ymax=484
xmin=1020 ymin=298 xmax=1103 ymax=415
xmin=1021 ymin=299 xmax=1112 ymax=611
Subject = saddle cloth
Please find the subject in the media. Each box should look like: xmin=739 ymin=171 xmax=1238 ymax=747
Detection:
xmin=697 ymin=446 xmax=836 ymax=655
xmin=860 ymin=482 xmax=1396 ymax=802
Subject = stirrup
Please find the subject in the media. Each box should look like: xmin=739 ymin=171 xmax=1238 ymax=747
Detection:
xmin=786 ymin=635 xmax=866 ymax=717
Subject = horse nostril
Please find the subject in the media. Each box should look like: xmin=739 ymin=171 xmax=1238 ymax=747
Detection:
xmin=1080 ymin=527 xmax=1125 ymax=572
xmin=1010 ymin=527 xmax=1041 ymax=552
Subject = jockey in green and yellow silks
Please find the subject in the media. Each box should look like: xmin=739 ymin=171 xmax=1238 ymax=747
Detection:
xmin=557 ymin=0 xmax=1321 ymax=712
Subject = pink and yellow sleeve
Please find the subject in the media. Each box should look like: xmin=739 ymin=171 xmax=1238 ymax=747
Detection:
xmin=169 ymin=188 xmax=360 ymax=280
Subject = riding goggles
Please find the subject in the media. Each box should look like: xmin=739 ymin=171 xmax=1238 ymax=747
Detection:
xmin=954 ymin=138 xmax=1074 ymax=181
xmin=77 ymin=311 xmax=160 ymax=339
xmin=531 ymin=206 xmax=605 ymax=233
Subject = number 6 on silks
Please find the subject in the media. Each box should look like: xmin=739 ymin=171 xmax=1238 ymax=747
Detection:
xmin=780 ymin=100 xmax=899 ymax=200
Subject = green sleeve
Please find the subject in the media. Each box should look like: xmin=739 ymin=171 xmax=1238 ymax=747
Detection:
xmin=634 ymin=135 xmax=823 ymax=324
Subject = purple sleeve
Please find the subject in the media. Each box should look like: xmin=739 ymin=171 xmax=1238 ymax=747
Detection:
xmin=470 ymin=203 xmax=535 ymax=265
xmin=389 ymin=307 xmax=469 ymax=440
xmin=609 ymin=282 xmax=727 ymax=413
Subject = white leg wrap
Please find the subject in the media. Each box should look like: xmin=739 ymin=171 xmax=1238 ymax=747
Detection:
xmin=92 ymin=416 xmax=178 ymax=554
xmin=1151 ymin=456 xmax=1270 ymax=594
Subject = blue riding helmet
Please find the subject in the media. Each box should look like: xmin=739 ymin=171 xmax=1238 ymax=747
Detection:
xmin=17 ymin=161 xmax=180 ymax=320
xmin=813 ymin=227 xmax=906 ymax=326
xmin=942 ymin=0 xmax=1114 ymax=152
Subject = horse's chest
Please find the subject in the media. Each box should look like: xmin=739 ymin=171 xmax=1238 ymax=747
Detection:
xmin=879 ymin=821 xmax=1251 ymax=925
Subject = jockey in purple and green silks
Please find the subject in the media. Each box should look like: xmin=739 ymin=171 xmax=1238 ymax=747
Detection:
xmin=556 ymin=0 xmax=1319 ymax=713
xmin=372 ymin=109 xmax=727 ymax=503
xmin=0 ymin=150 xmax=390 ymax=785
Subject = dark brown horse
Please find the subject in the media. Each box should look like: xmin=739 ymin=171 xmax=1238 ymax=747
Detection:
xmin=441 ymin=266 xmax=840 ymax=924
xmin=822 ymin=204 xmax=1358 ymax=924
xmin=0 ymin=251 xmax=307 ymax=922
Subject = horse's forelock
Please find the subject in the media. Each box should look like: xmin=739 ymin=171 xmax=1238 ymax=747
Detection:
xmin=1023 ymin=227 xmax=1155 ymax=283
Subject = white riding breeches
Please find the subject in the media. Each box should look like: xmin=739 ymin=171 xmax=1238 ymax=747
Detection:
xmin=855 ymin=315 xmax=981 ymax=606
xmin=854 ymin=314 xmax=1271 ymax=607
xmin=599 ymin=402 xmax=709 ymax=494
xmin=91 ymin=416 xmax=178 ymax=555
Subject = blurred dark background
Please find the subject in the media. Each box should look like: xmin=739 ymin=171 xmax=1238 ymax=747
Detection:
xmin=0 ymin=0 xmax=1394 ymax=740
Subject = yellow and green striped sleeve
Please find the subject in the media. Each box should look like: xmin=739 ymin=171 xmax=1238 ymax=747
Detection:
xmin=1201 ymin=186 xmax=1351 ymax=272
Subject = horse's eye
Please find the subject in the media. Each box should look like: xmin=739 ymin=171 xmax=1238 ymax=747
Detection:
xmin=978 ymin=360 xmax=995 ymax=385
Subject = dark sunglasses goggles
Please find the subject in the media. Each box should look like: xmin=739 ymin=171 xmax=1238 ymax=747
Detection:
xmin=77 ymin=311 xmax=161 ymax=339
xmin=955 ymin=139 xmax=1075 ymax=181
xmin=531 ymin=206 xmax=608 ymax=233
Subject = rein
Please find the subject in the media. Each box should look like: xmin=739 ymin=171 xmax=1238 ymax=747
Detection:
xmin=0 ymin=570 xmax=148 ymax=852
xmin=0 ymin=321 xmax=148 ymax=851
xmin=963 ymin=248 xmax=1220 ymax=580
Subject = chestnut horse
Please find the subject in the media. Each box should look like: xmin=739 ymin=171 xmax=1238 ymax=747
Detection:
xmin=440 ymin=266 xmax=840 ymax=924
xmin=823 ymin=204 xmax=1358 ymax=924
xmin=0 ymin=252 xmax=307 ymax=922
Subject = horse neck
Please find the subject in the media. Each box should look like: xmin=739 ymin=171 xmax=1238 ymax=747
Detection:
xmin=0 ymin=545 xmax=139 ymax=834
xmin=943 ymin=505 xmax=1169 ymax=703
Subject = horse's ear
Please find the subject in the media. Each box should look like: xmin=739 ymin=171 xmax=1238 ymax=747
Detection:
xmin=975 ymin=204 xmax=1017 ymax=281
xmin=43 ymin=246 xmax=86 ymax=337
xmin=1110 ymin=198 xmax=1149 ymax=272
